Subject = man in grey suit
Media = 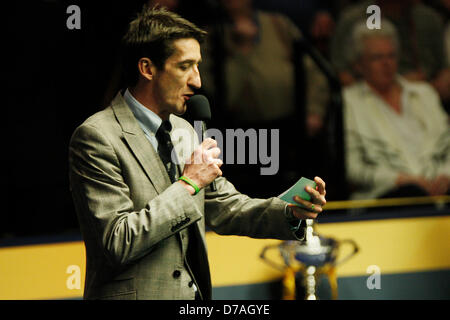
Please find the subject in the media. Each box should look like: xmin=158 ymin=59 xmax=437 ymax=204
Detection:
xmin=69 ymin=6 xmax=327 ymax=300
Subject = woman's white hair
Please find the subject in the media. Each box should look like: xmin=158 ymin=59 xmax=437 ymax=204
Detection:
xmin=347 ymin=18 xmax=400 ymax=64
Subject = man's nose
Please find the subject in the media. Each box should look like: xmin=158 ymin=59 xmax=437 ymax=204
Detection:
xmin=188 ymin=65 xmax=201 ymax=89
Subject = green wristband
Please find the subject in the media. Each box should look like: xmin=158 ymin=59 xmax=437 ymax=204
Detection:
xmin=178 ymin=176 xmax=200 ymax=195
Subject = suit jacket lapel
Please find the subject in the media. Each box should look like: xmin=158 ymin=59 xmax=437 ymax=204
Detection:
xmin=111 ymin=93 xmax=171 ymax=194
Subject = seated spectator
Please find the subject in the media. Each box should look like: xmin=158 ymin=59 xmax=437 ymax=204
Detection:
xmin=343 ymin=19 xmax=450 ymax=200
xmin=331 ymin=0 xmax=450 ymax=105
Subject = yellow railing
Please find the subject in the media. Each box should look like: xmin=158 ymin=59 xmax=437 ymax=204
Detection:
xmin=323 ymin=195 xmax=450 ymax=210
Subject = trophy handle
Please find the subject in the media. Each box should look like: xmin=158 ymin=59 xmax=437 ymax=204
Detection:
xmin=260 ymin=243 xmax=290 ymax=272
xmin=332 ymin=239 xmax=359 ymax=267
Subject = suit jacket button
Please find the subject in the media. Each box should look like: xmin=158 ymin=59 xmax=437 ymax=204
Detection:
xmin=173 ymin=270 xmax=181 ymax=278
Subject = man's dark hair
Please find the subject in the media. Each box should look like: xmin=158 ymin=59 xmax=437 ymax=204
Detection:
xmin=121 ymin=6 xmax=207 ymax=86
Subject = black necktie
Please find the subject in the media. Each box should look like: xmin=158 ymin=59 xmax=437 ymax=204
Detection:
xmin=156 ymin=120 xmax=178 ymax=183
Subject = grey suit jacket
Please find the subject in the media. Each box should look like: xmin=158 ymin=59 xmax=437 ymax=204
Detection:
xmin=69 ymin=92 xmax=304 ymax=300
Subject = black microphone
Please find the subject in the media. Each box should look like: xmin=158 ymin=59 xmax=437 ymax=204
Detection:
xmin=186 ymin=95 xmax=217 ymax=192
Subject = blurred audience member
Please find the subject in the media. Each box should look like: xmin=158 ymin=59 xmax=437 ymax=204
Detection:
xmin=343 ymin=20 xmax=450 ymax=200
xmin=199 ymin=0 xmax=330 ymax=196
xmin=201 ymin=0 xmax=329 ymax=137
xmin=331 ymin=0 xmax=450 ymax=105
xmin=254 ymin=0 xmax=337 ymax=57
xmin=309 ymin=10 xmax=335 ymax=57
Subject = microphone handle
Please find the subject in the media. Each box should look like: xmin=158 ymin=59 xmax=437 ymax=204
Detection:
xmin=201 ymin=121 xmax=217 ymax=192
xmin=210 ymin=178 xmax=217 ymax=192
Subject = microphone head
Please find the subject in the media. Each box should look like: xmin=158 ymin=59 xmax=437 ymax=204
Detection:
xmin=186 ymin=94 xmax=211 ymax=121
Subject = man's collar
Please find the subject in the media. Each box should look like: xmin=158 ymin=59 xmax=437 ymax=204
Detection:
xmin=123 ymin=88 xmax=162 ymax=136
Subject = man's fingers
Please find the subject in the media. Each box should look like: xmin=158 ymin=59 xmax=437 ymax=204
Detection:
xmin=191 ymin=147 xmax=204 ymax=164
xmin=201 ymin=138 xmax=217 ymax=150
xmin=207 ymin=147 xmax=221 ymax=160
xmin=215 ymin=158 xmax=223 ymax=168
xmin=203 ymin=147 xmax=222 ymax=164
xmin=290 ymin=205 xmax=319 ymax=219
xmin=207 ymin=157 xmax=223 ymax=168
xmin=293 ymin=196 xmax=323 ymax=213
xmin=304 ymin=186 xmax=326 ymax=207
xmin=314 ymin=176 xmax=326 ymax=196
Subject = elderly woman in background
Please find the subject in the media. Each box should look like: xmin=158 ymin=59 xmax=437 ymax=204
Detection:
xmin=343 ymin=19 xmax=450 ymax=200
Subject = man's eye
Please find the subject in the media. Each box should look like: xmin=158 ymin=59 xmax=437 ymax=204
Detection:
xmin=179 ymin=64 xmax=189 ymax=71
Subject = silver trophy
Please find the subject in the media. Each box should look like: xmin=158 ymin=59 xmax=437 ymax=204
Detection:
xmin=260 ymin=219 xmax=359 ymax=300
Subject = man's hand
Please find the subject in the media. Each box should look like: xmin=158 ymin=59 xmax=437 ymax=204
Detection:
xmin=289 ymin=176 xmax=327 ymax=220
xmin=178 ymin=138 xmax=223 ymax=194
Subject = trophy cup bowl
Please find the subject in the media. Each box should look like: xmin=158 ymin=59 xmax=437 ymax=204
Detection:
xmin=294 ymin=236 xmax=339 ymax=267
xmin=260 ymin=220 xmax=359 ymax=299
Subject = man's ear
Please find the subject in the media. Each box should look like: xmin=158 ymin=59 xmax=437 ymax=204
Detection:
xmin=137 ymin=57 xmax=154 ymax=81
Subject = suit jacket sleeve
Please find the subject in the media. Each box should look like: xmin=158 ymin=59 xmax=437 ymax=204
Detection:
xmin=204 ymin=177 xmax=305 ymax=241
xmin=69 ymin=123 xmax=203 ymax=267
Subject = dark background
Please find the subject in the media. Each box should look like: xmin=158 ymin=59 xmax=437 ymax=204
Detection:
xmin=3 ymin=0 xmax=353 ymax=238
xmin=5 ymin=1 xmax=142 ymax=237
